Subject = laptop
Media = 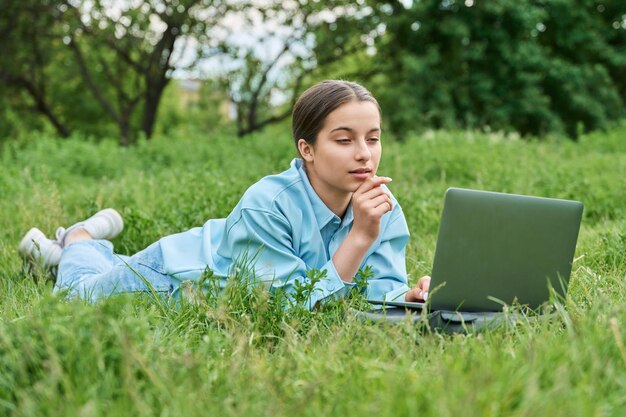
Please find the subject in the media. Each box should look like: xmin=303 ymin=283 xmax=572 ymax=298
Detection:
xmin=370 ymin=188 xmax=584 ymax=313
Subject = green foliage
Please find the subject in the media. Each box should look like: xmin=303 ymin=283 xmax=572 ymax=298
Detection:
xmin=353 ymin=264 xmax=374 ymax=295
xmin=0 ymin=124 xmax=624 ymax=415
xmin=290 ymin=269 xmax=326 ymax=307
xmin=154 ymin=79 xmax=233 ymax=137
xmin=320 ymin=0 xmax=626 ymax=139
xmin=2 ymin=0 xmax=625 ymax=142
xmin=0 ymin=1 xmax=70 ymax=139
xmin=0 ymin=0 xmax=231 ymax=145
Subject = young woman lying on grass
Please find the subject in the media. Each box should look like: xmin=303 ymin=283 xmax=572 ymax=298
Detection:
xmin=19 ymin=80 xmax=431 ymax=309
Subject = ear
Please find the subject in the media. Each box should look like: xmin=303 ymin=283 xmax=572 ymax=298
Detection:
xmin=297 ymin=138 xmax=314 ymax=163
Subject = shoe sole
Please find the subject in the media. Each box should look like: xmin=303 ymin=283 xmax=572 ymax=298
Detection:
xmin=18 ymin=227 xmax=44 ymax=258
xmin=96 ymin=208 xmax=124 ymax=240
xmin=18 ymin=227 xmax=62 ymax=267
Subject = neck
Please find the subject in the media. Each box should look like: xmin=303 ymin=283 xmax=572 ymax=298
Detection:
xmin=321 ymin=191 xmax=352 ymax=218
xmin=304 ymin=166 xmax=352 ymax=217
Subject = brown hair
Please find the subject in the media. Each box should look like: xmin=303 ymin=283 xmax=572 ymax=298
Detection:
xmin=292 ymin=80 xmax=380 ymax=149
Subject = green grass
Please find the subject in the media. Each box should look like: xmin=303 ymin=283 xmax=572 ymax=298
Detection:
xmin=0 ymin=123 xmax=625 ymax=416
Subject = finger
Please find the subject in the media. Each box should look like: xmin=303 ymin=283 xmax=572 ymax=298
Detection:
xmin=356 ymin=184 xmax=391 ymax=205
xmin=362 ymin=193 xmax=393 ymax=210
xmin=357 ymin=196 xmax=393 ymax=219
xmin=356 ymin=187 xmax=393 ymax=211
xmin=371 ymin=201 xmax=392 ymax=218
xmin=418 ymin=276 xmax=431 ymax=292
xmin=354 ymin=179 xmax=390 ymax=198
xmin=359 ymin=185 xmax=392 ymax=201
xmin=354 ymin=176 xmax=392 ymax=195
xmin=375 ymin=199 xmax=393 ymax=214
xmin=352 ymin=192 xmax=394 ymax=210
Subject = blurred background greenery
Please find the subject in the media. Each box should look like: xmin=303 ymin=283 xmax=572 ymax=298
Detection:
xmin=1 ymin=4 xmax=625 ymax=414
xmin=1 ymin=0 xmax=625 ymax=146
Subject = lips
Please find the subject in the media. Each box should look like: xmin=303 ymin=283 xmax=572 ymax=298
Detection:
xmin=349 ymin=168 xmax=372 ymax=180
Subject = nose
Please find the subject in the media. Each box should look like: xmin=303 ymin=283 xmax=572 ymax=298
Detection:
xmin=354 ymin=139 xmax=371 ymax=161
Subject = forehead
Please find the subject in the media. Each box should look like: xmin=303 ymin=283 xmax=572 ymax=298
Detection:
xmin=322 ymin=100 xmax=381 ymax=131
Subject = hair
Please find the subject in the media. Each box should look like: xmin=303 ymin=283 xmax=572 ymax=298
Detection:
xmin=291 ymin=80 xmax=380 ymax=150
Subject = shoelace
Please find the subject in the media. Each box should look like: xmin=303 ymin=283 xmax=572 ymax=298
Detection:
xmin=55 ymin=227 xmax=67 ymax=246
xmin=55 ymin=223 xmax=85 ymax=247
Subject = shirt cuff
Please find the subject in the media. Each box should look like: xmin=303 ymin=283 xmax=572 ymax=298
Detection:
xmin=300 ymin=259 xmax=356 ymax=310
xmin=383 ymin=285 xmax=410 ymax=302
xmin=322 ymin=259 xmax=355 ymax=294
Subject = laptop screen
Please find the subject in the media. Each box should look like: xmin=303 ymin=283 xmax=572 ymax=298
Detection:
xmin=428 ymin=188 xmax=583 ymax=312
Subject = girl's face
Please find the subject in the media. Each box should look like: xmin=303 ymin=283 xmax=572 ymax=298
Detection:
xmin=299 ymin=100 xmax=382 ymax=204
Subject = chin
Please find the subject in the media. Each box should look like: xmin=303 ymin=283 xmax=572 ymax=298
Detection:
xmin=346 ymin=182 xmax=364 ymax=193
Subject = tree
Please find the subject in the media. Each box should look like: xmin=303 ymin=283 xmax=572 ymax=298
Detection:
xmin=301 ymin=0 xmax=626 ymax=139
xmin=0 ymin=0 xmax=226 ymax=145
xmin=215 ymin=0 xmax=384 ymax=137
xmin=536 ymin=0 xmax=626 ymax=137
xmin=365 ymin=0 xmax=626 ymax=138
xmin=58 ymin=0 xmax=224 ymax=145
xmin=3 ymin=0 xmax=623 ymax=142
xmin=0 ymin=1 xmax=72 ymax=138
xmin=215 ymin=1 xmax=323 ymax=137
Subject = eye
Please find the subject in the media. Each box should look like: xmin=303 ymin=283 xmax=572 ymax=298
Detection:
xmin=367 ymin=137 xmax=380 ymax=143
xmin=336 ymin=138 xmax=351 ymax=144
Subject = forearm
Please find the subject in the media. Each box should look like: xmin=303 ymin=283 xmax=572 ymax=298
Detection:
xmin=332 ymin=230 xmax=373 ymax=283
xmin=332 ymin=177 xmax=393 ymax=283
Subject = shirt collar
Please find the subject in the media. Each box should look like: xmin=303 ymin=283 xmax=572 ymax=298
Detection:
xmin=293 ymin=158 xmax=345 ymax=229
xmin=342 ymin=202 xmax=354 ymax=226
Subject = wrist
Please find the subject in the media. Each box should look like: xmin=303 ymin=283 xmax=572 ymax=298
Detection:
xmin=332 ymin=230 xmax=374 ymax=282
xmin=347 ymin=227 xmax=377 ymax=249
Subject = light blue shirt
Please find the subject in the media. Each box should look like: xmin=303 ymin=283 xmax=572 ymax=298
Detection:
xmin=159 ymin=158 xmax=411 ymax=308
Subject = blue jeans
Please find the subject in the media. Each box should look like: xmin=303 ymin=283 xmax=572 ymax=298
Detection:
xmin=55 ymin=240 xmax=180 ymax=302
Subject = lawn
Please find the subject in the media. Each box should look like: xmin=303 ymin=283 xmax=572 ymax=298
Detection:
xmin=0 ymin=124 xmax=624 ymax=416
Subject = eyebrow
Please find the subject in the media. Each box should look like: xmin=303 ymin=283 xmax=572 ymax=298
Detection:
xmin=330 ymin=127 xmax=381 ymax=134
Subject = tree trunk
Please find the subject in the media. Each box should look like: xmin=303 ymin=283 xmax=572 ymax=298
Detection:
xmin=119 ymin=119 xmax=130 ymax=147
xmin=19 ymin=77 xmax=71 ymax=138
xmin=36 ymin=98 xmax=71 ymax=138
xmin=141 ymin=77 xmax=169 ymax=139
xmin=140 ymin=22 xmax=177 ymax=139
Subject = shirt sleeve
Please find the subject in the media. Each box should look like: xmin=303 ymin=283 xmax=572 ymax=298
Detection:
xmin=225 ymin=208 xmax=354 ymax=310
xmin=361 ymin=209 xmax=411 ymax=302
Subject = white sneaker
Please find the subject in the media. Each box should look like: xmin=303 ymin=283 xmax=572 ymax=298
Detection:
xmin=55 ymin=208 xmax=124 ymax=247
xmin=18 ymin=227 xmax=63 ymax=267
